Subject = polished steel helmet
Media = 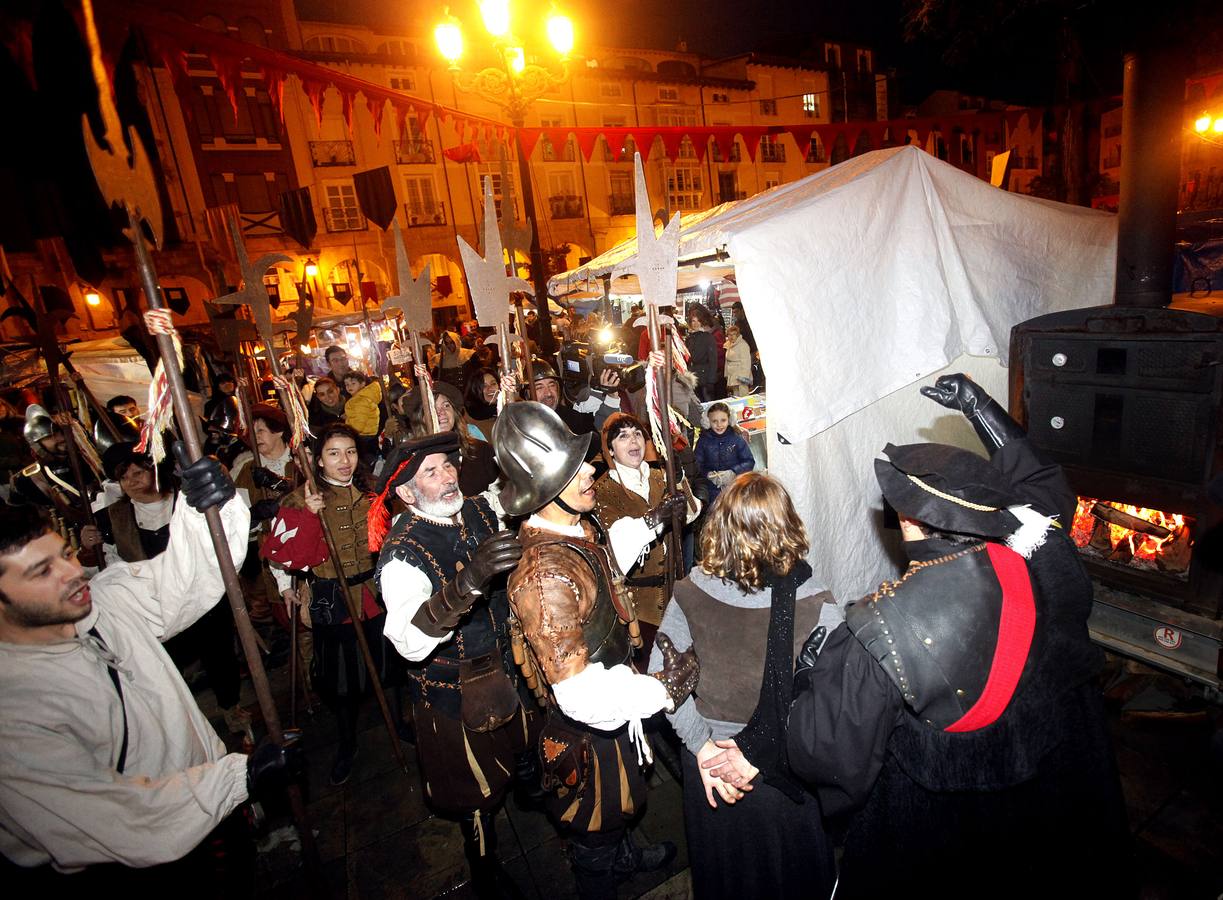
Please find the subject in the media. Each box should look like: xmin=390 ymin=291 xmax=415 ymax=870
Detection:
xmin=22 ymin=404 xmax=55 ymax=445
xmin=492 ymin=401 xmax=592 ymax=517
xmin=93 ymin=415 xmax=141 ymax=455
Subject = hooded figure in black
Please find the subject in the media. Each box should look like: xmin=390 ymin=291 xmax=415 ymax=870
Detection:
xmin=753 ymin=374 xmax=1130 ymax=899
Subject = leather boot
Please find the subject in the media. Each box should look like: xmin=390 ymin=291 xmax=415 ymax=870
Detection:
xmin=567 ymin=837 xmax=620 ymax=900
xmin=612 ymin=829 xmax=676 ymax=880
xmin=512 ymin=749 xmax=545 ymax=810
xmin=459 ymin=813 xmax=525 ymax=900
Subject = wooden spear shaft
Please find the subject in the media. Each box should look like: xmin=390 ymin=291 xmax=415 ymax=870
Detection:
xmin=127 ymin=211 xmax=324 ymax=882
xmin=261 ymin=343 xmax=410 ymax=774
xmin=647 ymin=308 xmax=684 ymax=584
xmin=410 ymin=332 xmax=439 ymax=434
xmin=514 ymin=302 xmax=535 ymax=400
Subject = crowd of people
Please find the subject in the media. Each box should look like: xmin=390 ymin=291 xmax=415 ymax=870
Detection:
xmin=0 ymin=298 xmax=1132 ymax=900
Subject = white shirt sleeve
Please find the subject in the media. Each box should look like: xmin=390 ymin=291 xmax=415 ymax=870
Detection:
xmin=607 ymin=515 xmax=660 ymax=574
xmin=381 ymin=557 xmax=453 ymax=661
xmin=88 ymin=496 xmax=250 ymax=642
xmin=551 ymin=662 xmax=670 ymax=731
xmin=270 ymin=565 xmax=293 ymax=596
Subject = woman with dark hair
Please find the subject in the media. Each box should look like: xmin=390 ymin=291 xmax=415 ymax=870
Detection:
xmin=265 ymin=423 xmax=396 ymax=785
xmin=405 ymin=371 xmax=500 ymax=496
xmin=685 ymin=304 xmax=720 ymax=401
xmin=648 ymin=473 xmax=838 ymax=900
xmin=463 ymin=368 xmax=500 ymax=441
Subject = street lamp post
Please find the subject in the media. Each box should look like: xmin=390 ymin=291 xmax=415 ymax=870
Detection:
xmin=435 ymin=1 xmax=575 ymax=356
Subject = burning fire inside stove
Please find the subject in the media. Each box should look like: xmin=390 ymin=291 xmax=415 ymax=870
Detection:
xmin=1070 ymin=498 xmax=1194 ymax=579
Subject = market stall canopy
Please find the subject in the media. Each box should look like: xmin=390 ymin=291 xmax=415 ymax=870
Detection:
xmin=548 ymin=203 xmax=735 ymax=299
xmin=554 ymin=145 xmax=1116 ymax=441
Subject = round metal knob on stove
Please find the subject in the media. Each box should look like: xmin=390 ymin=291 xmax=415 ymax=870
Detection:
xmin=1050 ymin=416 xmax=1065 ymax=430
xmin=1051 ymin=352 xmax=1068 ymax=367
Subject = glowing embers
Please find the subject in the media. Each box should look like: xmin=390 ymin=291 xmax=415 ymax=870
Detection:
xmin=1071 ymin=498 xmax=1193 ymax=580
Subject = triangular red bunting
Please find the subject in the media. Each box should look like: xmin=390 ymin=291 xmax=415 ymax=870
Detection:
xmin=416 ymin=105 xmax=432 ymax=133
xmin=544 ymin=127 xmax=571 ymax=157
xmin=259 ymin=65 xmax=286 ymax=123
xmin=707 ymin=127 xmax=738 ymax=164
xmin=517 ymin=128 xmax=544 ymax=159
xmin=738 ymin=126 xmax=768 ymax=162
xmin=574 ymin=130 xmax=601 ymax=162
xmin=366 ymin=95 xmax=386 ymax=139
xmin=302 ymin=78 xmax=328 ymax=127
xmin=784 ymin=124 xmax=818 ymax=161
xmin=657 ymin=129 xmax=685 ymax=163
xmin=340 ymin=88 xmax=358 ymax=136
xmin=209 ymin=50 xmax=246 ymax=122
xmin=630 ymin=130 xmax=659 ymax=161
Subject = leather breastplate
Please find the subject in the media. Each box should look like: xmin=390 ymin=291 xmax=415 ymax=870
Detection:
xmin=554 ymin=537 xmax=632 ymax=669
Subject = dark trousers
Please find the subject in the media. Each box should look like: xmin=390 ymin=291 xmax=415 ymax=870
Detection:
xmin=164 ymin=600 xmax=242 ymax=709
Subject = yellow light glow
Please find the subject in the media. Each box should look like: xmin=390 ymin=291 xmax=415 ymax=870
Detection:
xmin=597 ymin=325 xmax=613 ymax=345
xmin=1214 ymin=119 xmax=1223 ymax=134
xmin=1195 ymin=115 xmax=1212 ymax=133
xmin=85 ymin=291 xmax=102 ymax=307
xmin=434 ymin=20 xmax=464 ymax=63
xmin=300 ymin=344 xmax=312 ymax=354
xmin=480 ymin=0 xmax=511 ymax=38
xmin=304 ymin=258 xmax=319 ymax=278
xmin=508 ymin=46 xmax=525 ymax=73
xmin=546 ymin=13 xmax=574 ymax=56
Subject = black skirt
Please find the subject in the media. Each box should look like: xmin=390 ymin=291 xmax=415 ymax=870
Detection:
xmin=681 ymin=749 xmax=835 ymax=900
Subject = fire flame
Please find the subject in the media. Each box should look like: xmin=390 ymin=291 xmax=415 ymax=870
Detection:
xmin=1071 ymin=498 xmax=1187 ymax=561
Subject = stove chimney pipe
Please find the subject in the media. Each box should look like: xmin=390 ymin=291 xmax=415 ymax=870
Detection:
xmin=1114 ymin=47 xmax=1186 ymax=308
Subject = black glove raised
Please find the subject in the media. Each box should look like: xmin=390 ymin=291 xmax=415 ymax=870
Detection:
xmin=246 ymin=738 xmax=306 ymax=802
xmin=174 ymin=442 xmax=236 ymax=512
xmin=643 ymin=493 xmax=688 ymax=530
xmin=250 ymin=498 xmax=281 ymax=522
xmin=251 ymin=466 xmax=293 ymax=494
xmin=919 ymin=373 xmax=1025 ymax=451
xmin=651 ymin=632 xmax=699 ymax=712
xmin=456 ymin=530 xmax=523 ymax=596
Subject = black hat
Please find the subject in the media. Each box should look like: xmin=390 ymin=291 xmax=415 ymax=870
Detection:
xmin=368 ymin=432 xmax=461 ymax=551
xmin=874 ymin=443 xmax=1021 ymax=539
xmin=102 ymin=441 xmax=150 ymax=482
xmin=375 ymin=432 xmax=461 ymax=496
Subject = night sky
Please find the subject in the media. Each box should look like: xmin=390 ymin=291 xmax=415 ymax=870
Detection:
xmin=298 ymin=0 xmax=1223 ymax=108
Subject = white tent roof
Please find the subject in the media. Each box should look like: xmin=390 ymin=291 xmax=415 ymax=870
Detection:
xmin=557 ymin=146 xmax=1119 ymax=602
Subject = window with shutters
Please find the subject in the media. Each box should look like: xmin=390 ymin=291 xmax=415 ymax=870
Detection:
xmin=403 ymin=175 xmax=444 ymax=226
xmin=389 ymin=74 xmax=417 ymax=92
xmin=322 ymin=181 xmax=365 ymax=232
xmin=599 ymin=82 xmax=623 ymax=98
xmin=802 ymin=92 xmax=820 ymax=119
xmin=476 ymin=165 xmax=516 ymax=220
xmin=666 ymin=164 xmax=703 ymax=211
xmin=658 ymin=86 xmax=679 ymax=102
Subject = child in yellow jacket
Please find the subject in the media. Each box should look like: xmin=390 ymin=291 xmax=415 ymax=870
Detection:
xmin=342 ymin=372 xmax=383 ymax=436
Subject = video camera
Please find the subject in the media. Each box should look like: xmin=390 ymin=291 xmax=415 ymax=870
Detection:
xmin=558 ymin=340 xmax=646 ymax=398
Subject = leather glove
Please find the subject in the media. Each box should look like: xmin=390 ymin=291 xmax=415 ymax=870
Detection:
xmin=411 ymin=531 xmax=523 ymax=637
xmin=251 ymin=466 xmax=293 ymax=494
xmin=643 ymin=492 xmax=687 ymax=530
xmin=251 ymin=498 xmax=281 ymax=522
xmin=246 ymin=738 xmax=306 ymax=802
xmin=651 ymin=632 xmax=699 ymax=713
xmin=457 ymin=530 xmax=523 ymax=597
xmin=174 ymin=442 xmax=236 ymax=512
xmin=795 ymin=625 xmax=829 ymax=676
xmin=919 ymin=373 xmax=1026 ymax=452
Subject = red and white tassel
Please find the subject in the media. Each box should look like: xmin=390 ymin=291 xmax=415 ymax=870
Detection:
xmin=272 ymin=374 xmax=314 ymax=450
xmin=136 ymin=309 xmax=182 ymax=488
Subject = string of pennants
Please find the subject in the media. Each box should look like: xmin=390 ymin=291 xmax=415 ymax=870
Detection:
xmin=516 ymin=110 xmax=1041 ymax=166
xmin=135 ymin=8 xmax=509 ymax=147
xmin=124 ymin=8 xmax=1043 ymax=168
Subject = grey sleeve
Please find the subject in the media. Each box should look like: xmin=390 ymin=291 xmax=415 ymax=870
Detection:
xmin=648 ymin=599 xmax=714 ymax=755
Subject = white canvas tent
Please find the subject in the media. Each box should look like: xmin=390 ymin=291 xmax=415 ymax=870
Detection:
xmin=552 ymin=146 xmax=1118 ymax=602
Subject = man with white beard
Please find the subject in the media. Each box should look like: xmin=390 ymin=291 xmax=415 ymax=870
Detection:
xmin=370 ymin=433 xmax=529 ymax=899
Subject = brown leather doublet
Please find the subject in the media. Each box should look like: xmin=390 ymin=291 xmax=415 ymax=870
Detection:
xmin=281 ymin=482 xmax=373 ymax=580
xmin=507 ymin=522 xmax=632 ymax=687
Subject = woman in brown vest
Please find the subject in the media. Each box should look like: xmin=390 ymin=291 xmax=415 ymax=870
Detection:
xmin=647 ymin=473 xmax=838 ymax=900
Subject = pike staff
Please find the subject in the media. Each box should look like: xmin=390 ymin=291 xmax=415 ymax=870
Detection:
xmin=458 ymin=177 xmax=532 ymax=412
xmin=76 ymin=0 xmax=323 ymax=883
xmin=214 ymin=214 xmax=410 ymax=775
xmin=381 ymin=221 xmax=438 ymax=433
xmin=613 ymin=152 xmax=687 ymax=590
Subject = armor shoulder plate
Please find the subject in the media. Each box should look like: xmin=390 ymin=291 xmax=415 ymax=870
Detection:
xmin=847 ymin=544 xmax=1001 ymax=730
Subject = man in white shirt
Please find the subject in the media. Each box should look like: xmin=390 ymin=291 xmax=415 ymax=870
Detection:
xmin=492 ymin=401 xmax=699 ymax=900
xmin=373 ymin=432 xmax=528 ymax=898
xmin=0 ymin=448 xmax=297 ymax=884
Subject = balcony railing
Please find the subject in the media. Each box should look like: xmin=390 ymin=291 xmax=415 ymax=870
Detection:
xmin=760 ymin=142 xmax=786 ymax=163
xmin=404 ymin=201 xmax=447 ymax=227
xmin=608 ymin=193 xmax=635 ymax=216
xmin=394 ymin=139 xmax=435 ymax=164
xmin=322 ymin=207 xmax=366 ymax=232
xmin=310 ymin=140 xmax=356 ymax=167
xmin=548 ymin=195 xmax=584 ymax=219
